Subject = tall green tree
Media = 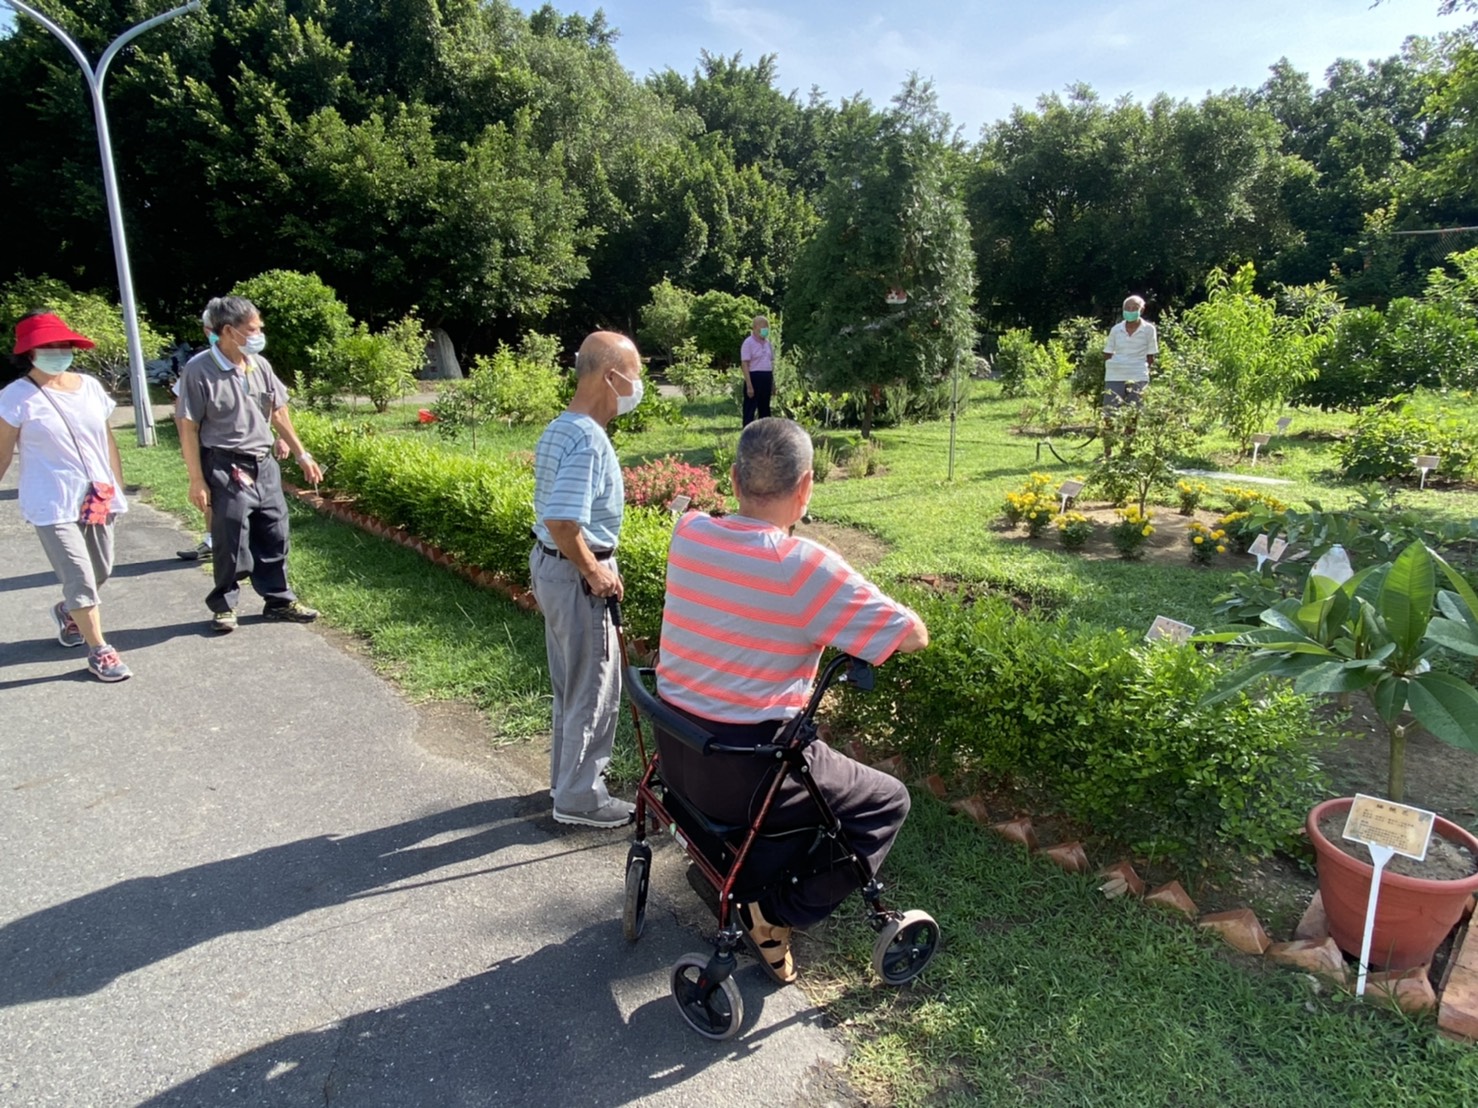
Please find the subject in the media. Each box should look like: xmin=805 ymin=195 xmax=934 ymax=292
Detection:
xmin=786 ymin=82 xmax=976 ymax=437
xmin=965 ymin=85 xmax=1301 ymax=335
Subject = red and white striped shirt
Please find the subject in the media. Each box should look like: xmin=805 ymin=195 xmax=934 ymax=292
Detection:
xmin=656 ymin=511 xmax=915 ymax=723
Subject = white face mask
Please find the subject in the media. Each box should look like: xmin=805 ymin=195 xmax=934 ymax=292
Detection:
xmin=243 ymin=332 xmax=267 ymax=355
xmin=32 ymin=350 xmax=75 ymax=375
xmin=611 ymin=372 xmax=644 ymax=416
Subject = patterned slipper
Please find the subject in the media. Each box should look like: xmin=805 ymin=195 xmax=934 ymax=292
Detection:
xmin=739 ymin=901 xmax=797 ymax=984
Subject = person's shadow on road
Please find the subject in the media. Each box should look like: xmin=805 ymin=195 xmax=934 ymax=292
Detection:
xmin=138 ymin=919 xmax=821 ymax=1108
xmin=0 ymin=796 xmax=563 ymax=1008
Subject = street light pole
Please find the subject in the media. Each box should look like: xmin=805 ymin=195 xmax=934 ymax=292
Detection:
xmin=3 ymin=0 xmax=201 ymax=446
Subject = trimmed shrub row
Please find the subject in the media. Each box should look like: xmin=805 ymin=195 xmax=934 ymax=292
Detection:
xmin=833 ymin=590 xmax=1331 ymax=863
xmin=295 ymin=412 xmax=675 ymax=642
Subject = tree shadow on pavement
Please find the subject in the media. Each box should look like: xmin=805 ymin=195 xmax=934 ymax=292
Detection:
xmin=0 ymin=796 xmax=562 ymax=1008
xmin=139 ymin=919 xmax=818 ymax=1108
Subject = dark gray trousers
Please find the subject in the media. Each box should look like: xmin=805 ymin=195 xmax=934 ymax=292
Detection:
xmin=204 ymin=450 xmax=295 ymax=614
xmin=656 ymin=709 xmax=911 ymax=929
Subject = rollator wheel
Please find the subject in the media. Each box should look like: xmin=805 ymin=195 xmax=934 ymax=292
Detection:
xmin=622 ymin=844 xmax=651 ymax=942
xmin=670 ymin=953 xmax=744 ymax=1041
xmin=872 ymin=910 xmax=940 ymax=985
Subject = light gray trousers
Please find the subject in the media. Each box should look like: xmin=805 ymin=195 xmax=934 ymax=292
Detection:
xmin=35 ymin=520 xmax=114 ymax=610
xmin=528 ymin=545 xmax=620 ymax=814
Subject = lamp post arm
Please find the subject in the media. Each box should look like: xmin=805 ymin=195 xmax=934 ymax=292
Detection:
xmin=98 ymin=0 xmax=200 ymax=83
xmin=2 ymin=0 xmax=96 ymax=79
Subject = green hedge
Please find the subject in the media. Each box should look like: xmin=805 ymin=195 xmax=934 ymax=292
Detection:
xmin=295 ymin=412 xmax=675 ymax=641
xmin=834 ymin=590 xmax=1331 ymax=862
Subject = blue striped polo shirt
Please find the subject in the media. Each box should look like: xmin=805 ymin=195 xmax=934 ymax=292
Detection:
xmin=532 ymin=411 xmax=625 ymax=551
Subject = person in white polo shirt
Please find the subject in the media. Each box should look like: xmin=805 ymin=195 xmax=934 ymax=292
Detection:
xmin=1101 ymin=294 xmax=1158 ymax=456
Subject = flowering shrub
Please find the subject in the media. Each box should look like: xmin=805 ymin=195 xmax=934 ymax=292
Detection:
xmin=1187 ymin=520 xmax=1229 ymax=564
xmin=1216 ymin=510 xmax=1260 ymax=553
xmin=623 ymin=455 xmax=725 ymax=513
xmin=1108 ymin=506 xmax=1154 ymax=559
xmin=1055 ymin=511 xmax=1093 ymax=550
xmin=1002 ymin=472 xmax=1054 ymax=527
xmin=1176 ymin=479 xmax=1209 ymax=515
xmin=1222 ymin=485 xmax=1287 ymax=515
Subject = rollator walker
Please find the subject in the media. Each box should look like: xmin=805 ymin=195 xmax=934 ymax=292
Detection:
xmin=611 ymin=601 xmax=940 ymax=1040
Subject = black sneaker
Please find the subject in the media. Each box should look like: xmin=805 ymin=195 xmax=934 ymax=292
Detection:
xmin=212 ymin=610 xmax=238 ymax=633
xmin=263 ymin=600 xmax=319 ymax=624
xmin=177 ymin=540 xmax=213 ymax=561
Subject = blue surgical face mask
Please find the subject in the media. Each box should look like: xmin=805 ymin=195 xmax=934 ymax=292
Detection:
xmin=759 ymin=327 xmax=770 ymax=339
xmin=207 ymin=332 xmax=220 ymax=346
xmin=33 ymin=350 xmax=74 ymax=375
xmin=1123 ymin=310 xmax=1140 ymax=322
xmin=244 ymin=332 xmax=267 ymax=355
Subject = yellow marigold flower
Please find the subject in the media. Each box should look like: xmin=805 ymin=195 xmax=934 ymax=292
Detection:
xmin=1193 ymin=536 xmax=1204 ymax=544
xmin=1142 ymin=526 xmax=1152 ymax=536
xmin=1216 ymin=545 xmax=1227 ymax=554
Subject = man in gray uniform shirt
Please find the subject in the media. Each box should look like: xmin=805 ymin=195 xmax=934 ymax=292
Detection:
xmin=176 ymin=296 xmax=323 ymax=633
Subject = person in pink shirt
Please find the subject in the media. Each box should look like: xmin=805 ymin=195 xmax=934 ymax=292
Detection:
xmin=739 ymin=315 xmax=774 ymax=426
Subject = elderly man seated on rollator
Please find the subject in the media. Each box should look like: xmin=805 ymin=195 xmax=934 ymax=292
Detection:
xmin=653 ymin=416 xmax=930 ymax=983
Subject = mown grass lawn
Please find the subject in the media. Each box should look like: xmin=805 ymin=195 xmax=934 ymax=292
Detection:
xmin=116 ymin=387 xmax=1478 ymax=1105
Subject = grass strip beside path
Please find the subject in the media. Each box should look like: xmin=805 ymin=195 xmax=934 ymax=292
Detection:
xmin=119 ymin=425 xmax=552 ymax=739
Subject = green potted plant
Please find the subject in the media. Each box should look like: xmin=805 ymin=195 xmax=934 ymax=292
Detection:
xmin=1202 ymin=540 xmax=1478 ymax=970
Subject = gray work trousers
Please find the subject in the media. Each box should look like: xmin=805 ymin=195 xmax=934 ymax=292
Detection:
xmin=528 ymin=545 xmax=620 ymax=814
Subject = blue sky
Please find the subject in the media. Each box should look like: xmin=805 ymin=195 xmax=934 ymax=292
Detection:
xmin=521 ymin=0 xmax=1466 ymax=137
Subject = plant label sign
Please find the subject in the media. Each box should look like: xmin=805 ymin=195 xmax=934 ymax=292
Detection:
xmin=667 ymin=495 xmax=691 ymax=515
xmin=1342 ymin=793 xmax=1437 ymax=998
xmin=1250 ymin=433 xmax=1272 ymax=466
xmin=1342 ymin=793 xmax=1435 ymax=862
xmin=1413 ymin=454 xmax=1440 ymax=489
xmin=1276 ymin=416 xmax=1292 ymax=434
xmin=1057 ymin=480 xmax=1084 ymax=512
xmin=1145 ymin=616 xmax=1194 ymax=645
xmin=1247 ymin=534 xmax=1287 ymax=571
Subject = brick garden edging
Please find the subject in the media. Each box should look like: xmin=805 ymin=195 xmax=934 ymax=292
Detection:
xmin=287 ymin=479 xmax=1478 ymax=1043
xmin=924 ymin=776 xmax=1478 ymax=1039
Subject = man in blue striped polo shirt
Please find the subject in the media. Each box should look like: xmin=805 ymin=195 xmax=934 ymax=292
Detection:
xmin=529 ymin=331 xmax=645 ymax=828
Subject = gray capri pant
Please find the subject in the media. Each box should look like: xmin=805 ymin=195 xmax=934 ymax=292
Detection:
xmin=35 ymin=521 xmax=115 ymax=610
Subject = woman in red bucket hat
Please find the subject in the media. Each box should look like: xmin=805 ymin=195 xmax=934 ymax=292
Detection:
xmin=0 ymin=311 xmax=133 ymax=682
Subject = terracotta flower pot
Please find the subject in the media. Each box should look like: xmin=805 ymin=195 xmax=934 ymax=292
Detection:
xmin=1308 ymin=797 xmax=1478 ymax=971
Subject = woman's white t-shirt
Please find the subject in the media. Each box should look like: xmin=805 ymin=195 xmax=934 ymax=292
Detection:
xmin=0 ymin=374 xmax=128 ymax=527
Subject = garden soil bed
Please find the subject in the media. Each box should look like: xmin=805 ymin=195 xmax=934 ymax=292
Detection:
xmin=997 ymin=503 xmax=1241 ymax=567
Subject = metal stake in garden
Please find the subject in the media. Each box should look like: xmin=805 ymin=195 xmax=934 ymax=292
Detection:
xmin=3 ymin=0 xmax=202 ymax=447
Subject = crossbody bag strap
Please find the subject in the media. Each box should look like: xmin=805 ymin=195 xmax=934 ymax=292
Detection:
xmin=27 ymin=376 xmax=95 ymax=475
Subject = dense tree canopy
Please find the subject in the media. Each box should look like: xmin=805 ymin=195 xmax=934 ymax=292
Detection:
xmin=2 ymin=0 xmax=1476 ymax=358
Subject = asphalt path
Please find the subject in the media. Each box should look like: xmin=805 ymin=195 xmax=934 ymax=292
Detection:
xmin=0 ymin=472 xmax=851 ymax=1106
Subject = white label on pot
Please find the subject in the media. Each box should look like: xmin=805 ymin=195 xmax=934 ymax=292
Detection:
xmin=1342 ymin=793 xmax=1435 ymax=862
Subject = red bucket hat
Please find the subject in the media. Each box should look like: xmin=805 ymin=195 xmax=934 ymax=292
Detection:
xmin=13 ymin=313 xmax=96 ymax=355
